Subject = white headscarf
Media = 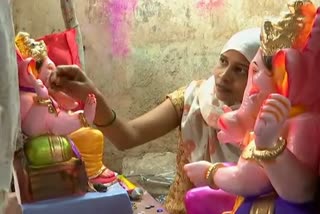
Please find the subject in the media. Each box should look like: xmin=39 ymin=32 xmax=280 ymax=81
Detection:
xmin=181 ymin=28 xmax=260 ymax=163
xmin=221 ymin=27 xmax=260 ymax=62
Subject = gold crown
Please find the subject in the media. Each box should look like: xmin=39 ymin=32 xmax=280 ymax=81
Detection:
xmin=260 ymin=0 xmax=317 ymax=56
xmin=15 ymin=32 xmax=47 ymax=62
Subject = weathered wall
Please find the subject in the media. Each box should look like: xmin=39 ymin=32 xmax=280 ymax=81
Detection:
xmin=12 ymin=0 xmax=320 ymax=172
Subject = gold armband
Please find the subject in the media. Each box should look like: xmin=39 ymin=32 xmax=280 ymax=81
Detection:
xmin=205 ymin=162 xmax=224 ymax=189
xmin=78 ymin=112 xmax=89 ymax=127
xmin=242 ymin=137 xmax=287 ymax=161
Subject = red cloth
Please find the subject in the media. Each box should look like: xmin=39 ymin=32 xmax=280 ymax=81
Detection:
xmin=37 ymin=28 xmax=81 ymax=67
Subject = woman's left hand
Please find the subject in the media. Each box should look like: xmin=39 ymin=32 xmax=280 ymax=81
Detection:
xmin=184 ymin=161 xmax=212 ymax=187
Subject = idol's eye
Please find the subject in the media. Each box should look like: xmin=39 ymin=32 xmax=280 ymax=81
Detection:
xmin=251 ymin=62 xmax=259 ymax=74
xmin=47 ymin=63 xmax=55 ymax=70
xmin=35 ymin=60 xmax=43 ymax=71
xmin=263 ymin=55 xmax=273 ymax=71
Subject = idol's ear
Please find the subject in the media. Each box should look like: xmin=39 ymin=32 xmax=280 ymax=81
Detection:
xmin=272 ymin=50 xmax=288 ymax=97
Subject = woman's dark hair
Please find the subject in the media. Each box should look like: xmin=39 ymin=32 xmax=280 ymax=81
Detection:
xmin=262 ymin=55 xmax=273 ymax=71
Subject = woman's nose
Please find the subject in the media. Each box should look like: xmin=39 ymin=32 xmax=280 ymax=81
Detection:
xmin=219 ymin=68 xmax=232 ymax=82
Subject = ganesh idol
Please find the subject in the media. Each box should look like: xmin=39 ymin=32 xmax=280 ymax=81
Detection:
xmin=15 ymin=32 xmax=117 ymax=187
xmin=184 ymin=0 xmax=320 ymax=213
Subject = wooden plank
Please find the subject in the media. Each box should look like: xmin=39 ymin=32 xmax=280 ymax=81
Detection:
xmin=60 ymin=0 xmax=86 ymax=71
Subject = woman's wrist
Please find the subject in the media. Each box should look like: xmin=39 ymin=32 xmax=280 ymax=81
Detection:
xmin=93 ymin=91 xmax=116 ymax=127
xmin=94 ymin=110 xmax=117 ymax=127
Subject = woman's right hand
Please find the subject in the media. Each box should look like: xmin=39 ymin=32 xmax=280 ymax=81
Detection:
xmin=49 ymin=65 xmax=99 ymax=101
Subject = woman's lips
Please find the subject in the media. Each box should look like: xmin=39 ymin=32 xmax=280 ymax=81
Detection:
xmin=216 ymin=84 xmax=231 ymax=93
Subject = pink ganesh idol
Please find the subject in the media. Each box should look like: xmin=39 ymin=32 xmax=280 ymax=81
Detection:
xmin=15 ymin=32 xmax=117 ymax=187
xmin=184 ymin=0 xmax=320 ymax=213
xmin=15 ymin=32 xmax=96 ymax=136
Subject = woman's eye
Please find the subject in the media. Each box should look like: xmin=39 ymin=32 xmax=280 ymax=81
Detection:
xmin=219 ymin=57 xmax=227 ymax=65
xmin=236 ymin=67 xmax=248 ymax=74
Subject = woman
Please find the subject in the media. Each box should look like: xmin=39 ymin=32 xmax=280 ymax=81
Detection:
xmin=49 ymin=28 xmax=260 ymax=213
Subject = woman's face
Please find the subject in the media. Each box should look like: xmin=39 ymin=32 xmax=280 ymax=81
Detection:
xmin=213 ymin=50 xmax=250 ymax=106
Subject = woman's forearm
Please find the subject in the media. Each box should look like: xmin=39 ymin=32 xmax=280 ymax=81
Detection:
xmin=92 ymin=91 xmax=180 ymax=150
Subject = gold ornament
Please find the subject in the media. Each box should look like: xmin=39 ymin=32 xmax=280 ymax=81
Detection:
xmin=260 ymin=0 xmax=316 ymax=56
xmin=15 ymin=32 xmax=47 ymax=62
xmin=241 ymin=137 xmax=287 ymax=161
xmin=205 ymin=162 xmax=225 ymax=189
